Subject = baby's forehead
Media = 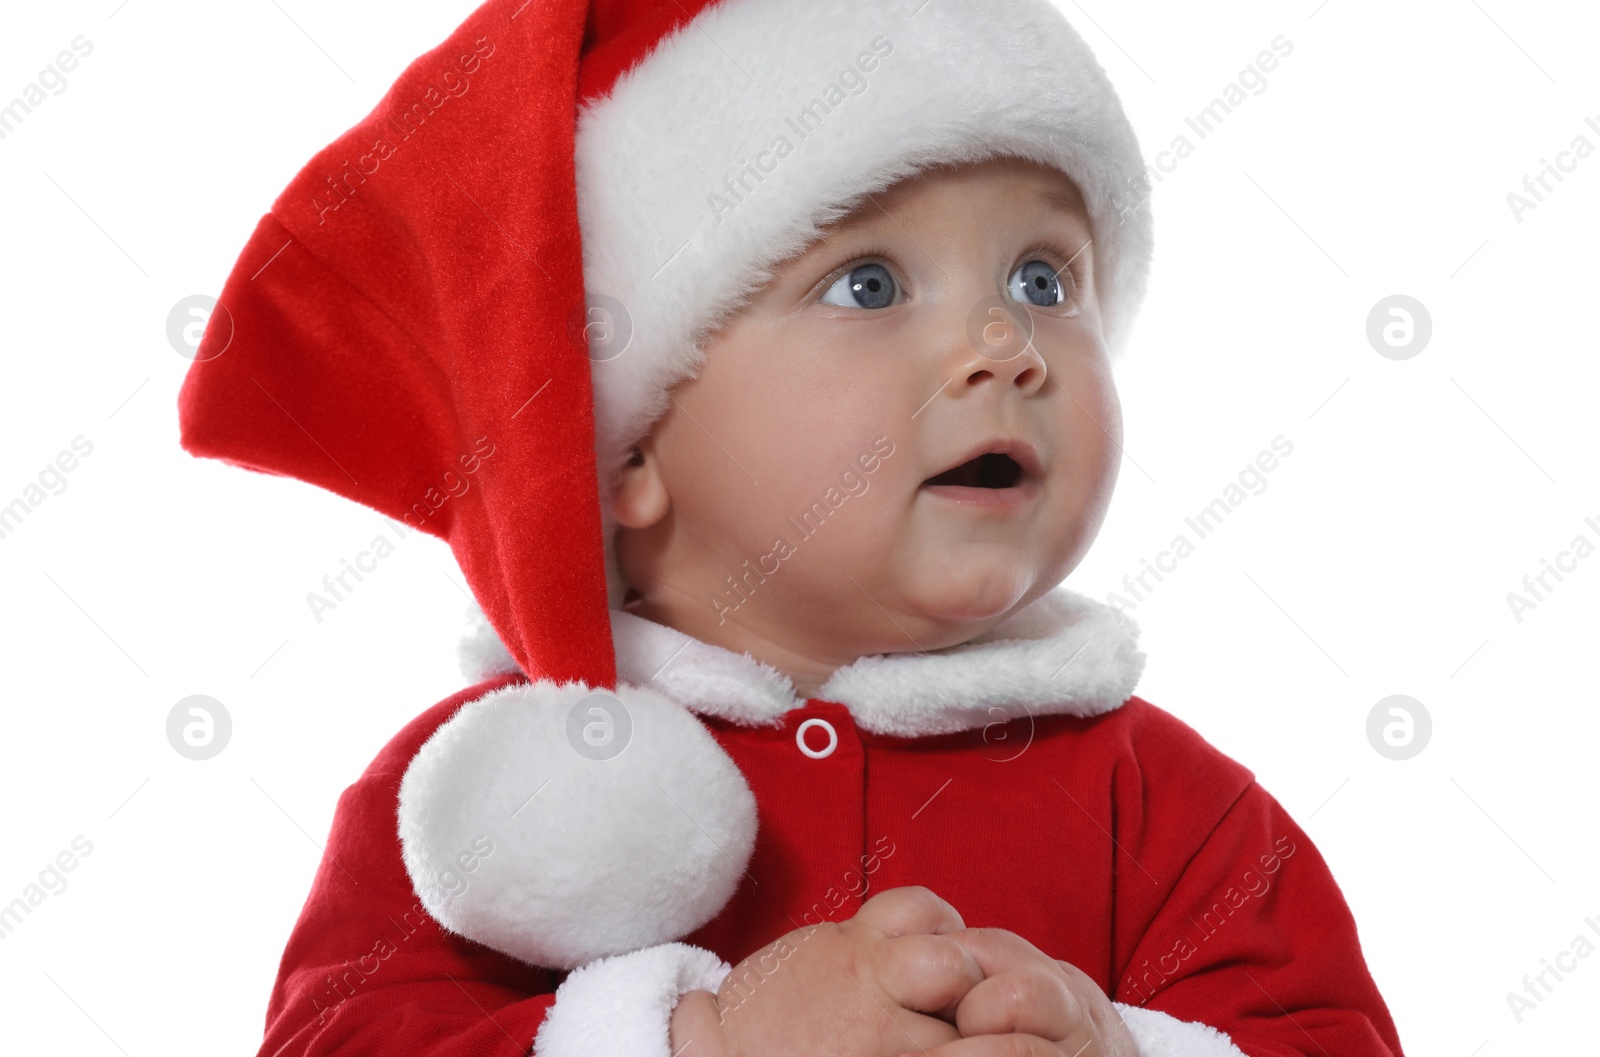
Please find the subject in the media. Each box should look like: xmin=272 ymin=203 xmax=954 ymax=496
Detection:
xmin=820 ymin=157 xmax=1092 ymax=236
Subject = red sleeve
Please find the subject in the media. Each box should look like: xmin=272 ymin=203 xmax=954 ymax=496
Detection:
xmin=1113 ymin=777 xmax=1404 ymax=1056
xmin=256 ymin=679 xmax=560 ymax=1057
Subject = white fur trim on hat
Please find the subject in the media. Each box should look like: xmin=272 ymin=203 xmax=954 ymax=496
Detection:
xmin=575 ymin=0 xmax=1154 ymax=604
xmin=396 ymin=680 xmax=758 ymax=970
xmin=532 ymin=942 xmax=731 ymax=1057
xmin=1114 ymin=1003 xmax=1247 ymax=1056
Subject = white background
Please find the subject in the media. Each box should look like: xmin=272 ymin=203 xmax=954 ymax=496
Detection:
xmin=1 ymin=0 xmax=1595 ymax=1052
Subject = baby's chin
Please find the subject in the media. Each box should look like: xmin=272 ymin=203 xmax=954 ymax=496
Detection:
xmin=885 ymin=558 xmax=1044 ymax=642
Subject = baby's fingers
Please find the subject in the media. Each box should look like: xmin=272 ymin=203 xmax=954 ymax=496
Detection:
xmin=854 ymin=885 xmax=967 ymax=938
xmin=952 ymin=968 xmax=1085 ymax=1040
xmin=873 ymin=932 xmax=986 ymax=1021
xmin=900 ymin=1031 xmax=1065 ymax=1057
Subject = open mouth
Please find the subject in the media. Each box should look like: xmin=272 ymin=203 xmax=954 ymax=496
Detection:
xmin=919 ymin=441 xmax=1042 ymax=509
xmin=922 ymin=452 xmax=1025 ymax=489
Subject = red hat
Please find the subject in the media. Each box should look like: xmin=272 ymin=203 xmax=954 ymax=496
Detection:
xmin=179 ymin=0 xmax=1156 ymax=975
xmin=179 ymin=0 xmax=1153 ymax=695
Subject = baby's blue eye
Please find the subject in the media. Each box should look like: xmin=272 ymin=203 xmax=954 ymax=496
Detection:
xmin=820 ymin=263 xmax=898 ymax=309
xmin=1009 ymin=259 xmax=1066 ymax=307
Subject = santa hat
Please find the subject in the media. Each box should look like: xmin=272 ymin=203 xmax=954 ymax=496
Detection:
xmin=179 ymin=0 xmax=1152 ymax=965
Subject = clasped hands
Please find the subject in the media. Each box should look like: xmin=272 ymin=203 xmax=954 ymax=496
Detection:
xmin=669 ymin=886 xmax=1139 ymax=1057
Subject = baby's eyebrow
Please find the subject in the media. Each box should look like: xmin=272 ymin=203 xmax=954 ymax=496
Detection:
xmin=813 ymin=182 xmax=1093 ymax=250
xmin=1033 ymin=185 xmax=1093 ymax=231
xmin=821 ymin=196 xmax=884 ymax=236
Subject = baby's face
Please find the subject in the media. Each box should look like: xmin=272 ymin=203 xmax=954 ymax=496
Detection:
xmin=614 ymin=156 xmax=1121 ymax=662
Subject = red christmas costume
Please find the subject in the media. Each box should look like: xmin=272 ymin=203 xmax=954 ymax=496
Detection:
xmin=176 ymin=0 xmax=1405 ymax=1053
xmin=250 ymin=602 xmax=1403 ymax=1056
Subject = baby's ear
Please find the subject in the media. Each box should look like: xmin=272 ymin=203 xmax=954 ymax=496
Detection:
xmin=612 ymin=438 xmax=670 ymax=529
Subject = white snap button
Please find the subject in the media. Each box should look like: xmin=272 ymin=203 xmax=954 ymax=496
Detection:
xmin=795 ymin=717 xmax=838 ymax=760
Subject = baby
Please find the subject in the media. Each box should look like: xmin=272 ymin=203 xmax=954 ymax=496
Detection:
xmin=177 ymin=1 xmax=1405 ymax=1055
xmin=633 ymin=155 xmax=1139 ymax=1055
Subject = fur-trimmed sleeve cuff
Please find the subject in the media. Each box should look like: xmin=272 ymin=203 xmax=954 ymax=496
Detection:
xmin=1113 ymin=1003 xmax=1246 ymax=1057
xmin=529 ymin=954 xmax=1239 ymax=1057
xmin=533 ymin=942 xmax=731 ymax=1057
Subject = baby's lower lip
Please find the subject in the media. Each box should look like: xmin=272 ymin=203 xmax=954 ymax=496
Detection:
xmin=918 ymin=478 xmax=1041 ymax=509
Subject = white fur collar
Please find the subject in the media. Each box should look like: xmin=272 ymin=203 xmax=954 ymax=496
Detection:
xmin=406 ymin=585 xmax=1144 ymax=974
xmin=461 ymin=585 xmax=1144 ymax=737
